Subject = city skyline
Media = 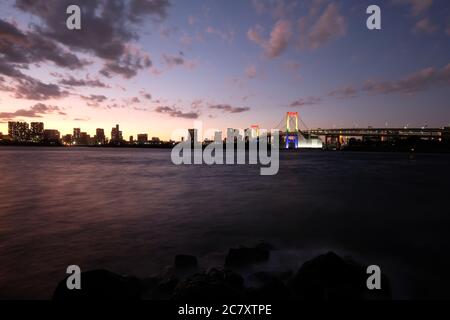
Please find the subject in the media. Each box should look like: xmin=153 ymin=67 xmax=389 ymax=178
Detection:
xmin=1 ymin=0 xmax=450 ymax=140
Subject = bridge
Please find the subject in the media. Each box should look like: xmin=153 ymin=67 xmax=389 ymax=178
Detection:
xmin=264 ymin=112 xmax=450 ymax=149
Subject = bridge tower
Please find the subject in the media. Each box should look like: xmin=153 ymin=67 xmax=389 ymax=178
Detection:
xmin=250 ymin=124 xmax=260 ymax=139
xmin=285 ymin=112 xmax=299 ymax=149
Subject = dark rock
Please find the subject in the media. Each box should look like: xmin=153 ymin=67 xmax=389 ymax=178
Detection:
xmin=290 ymin=252 xmax=391 ymax=300
xmin=175 ymin=255 xmax=198 ymax=270
xmin=247 ymin=272 xmax=292 ymax=300
xmin=172 ymin=272 xmax=243 ymax=301
xmin=53 ymin=269 xmax=142 ymax=300
xmin=225 ymin=244 xmax=271 ymax=268
xmin=207 ymin=268 xmax=244 ymax=289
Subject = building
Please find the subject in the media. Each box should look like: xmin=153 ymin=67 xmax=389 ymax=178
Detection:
xmin=443 ymin=127 xmax=450 ymax=142
xmin=95 ymin=128 xmax=106 ymax=145
xmin=188 ymin=129 xmax=198 ymax=144
xmin=43 ymin=129 xmax=60 ymax=143
xmin=137 ymin=134 xmax=148 ymax=144
xmin=62 ymin=134 xmax=73 ymax=145
xmin=30 ymin=122 xmax=44 ymax=142
xmin=129 ymin=135 xmax=134 ymax=143
xmin=0 ymin=132 xmax=3 ymax=140
xmin=8 ymin=121 xmax=29 ymax=142
xmin=73 ymin=128 xmax=81 ymax=144
xmin=214 ymin=131 xmax=222 ymax=143
xmin=79 ymin=132 xmax=89 ymax=145
xmin=151 ymin=137 xmax=160 ymax=144
xmin=111 ymin=124 xmax=123 ymax=143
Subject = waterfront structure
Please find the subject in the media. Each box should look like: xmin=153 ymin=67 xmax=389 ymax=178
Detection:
xmin=8 ymin=121 xmax=29 ymax=142
xmin=43 ymin=129 xmax=60 ymax=143
xmin=111 ymin=124 xmax=123 ymax=143
xmin=137 ymin=134 xmax=148 ymax=144
xmin=73 ymin=128 xmax=81 ymax=144
xmin=30 ymin=122 xmax=44 ymax=142
xmin=95 ymin=129 xmax=106 ymax=145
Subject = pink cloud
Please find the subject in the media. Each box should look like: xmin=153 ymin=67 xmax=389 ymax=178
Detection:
xmin=247 ymin=20 xmax=292 ymax=58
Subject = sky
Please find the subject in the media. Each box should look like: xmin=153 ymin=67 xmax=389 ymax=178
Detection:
xmin=0 ymin=0 xmax=449 ymax=140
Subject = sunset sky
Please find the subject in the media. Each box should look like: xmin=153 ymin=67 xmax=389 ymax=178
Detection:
xmin=0 ymin=0 xmax=449 ymax=140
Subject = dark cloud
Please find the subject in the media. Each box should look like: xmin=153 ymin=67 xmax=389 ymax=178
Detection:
xmin=14 ymin=0 xmax=170 ymax=78
xmin=140 ymin=90 xmax=152 ymax=100
xmin=209 ymin=104 xmax=250 ymax=113
xmin=289 ymin=96 xmax=321 ymax=107
xmin=155 ymin=106 xmax=199 ymax=119
xmin=80 ymin=94 xmax=108 ymax=107
xmin=362 ymin=64 xmax=450 ymax=95
xmin=162 ymin=53 xmax=195 ymax=69
xmin=15 ymin=76 xmax=68 ymax=100
xmin=0 ymin=19 xmax=89 ymax=69
xmin=0 ymin=103 xmax=66 ymax=119
xmin=58 ymin=76 xmax=109 ymax=88
xmin=100 ymin=51 xmax=152 ymax=79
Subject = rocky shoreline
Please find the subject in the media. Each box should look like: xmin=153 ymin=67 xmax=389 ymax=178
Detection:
xmin=53 ymin=243 xmax=391 ymax=300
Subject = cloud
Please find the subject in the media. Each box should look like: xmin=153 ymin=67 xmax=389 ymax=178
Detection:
xmin=328 ymin=86 xmax=358 ymax=99
xmin=0 ymin=103 xmax=66 ymax=120
xmin=58 ymin=76 xmax=109 ymax=88
xmin=80 ymin=94 xmax=108 ymax=107
xmin=140 ymin=90 xmax=152 ymax=100
xmin=209 ymin=104 xmax=250 ymax=113
xmin=414 ymin=17 xmax=438 ymax=34
xmin=155 ymin=106 xmax=199 ymax=119
xmin=0 ymin=19 xmax=89 ymax=70
xmin=100 ymin=49 xmax=152 ymax=79
xmin=299 ymin=3 xmax=347 ymax=50
xmin=162 ymin=53 xmax=196 ymax=69
xmin=362 ymin=64 xmax=450 ymax=95
xmin=392 ymin=0 xmax=433 ymax=16
xmin=14 ymin=0 xmax=170 ymax=79
xmin=289 ymin=96 xmax=321 ymax=107
xmin=245 ymin=65 xmax=257 ymax=79
xmin=248 ymin=20 xmax=292 ymax=58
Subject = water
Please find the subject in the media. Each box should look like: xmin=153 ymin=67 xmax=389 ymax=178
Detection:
xmin=1 ymin=146 xmax=450 ymax=299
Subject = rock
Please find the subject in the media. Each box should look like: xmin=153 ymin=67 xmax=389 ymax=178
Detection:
xmin=53 ymin=269 xmax=142 ymax=300
xmin=290 ymin=252 xmax=391 ymax=300
xmin=247 ymin=272 xmax=292 ymax=300
xmin=172 ymin=271 xmax=243 ymax=301
xmin=207 ymin=268 xmax=244 ymax=289
xmin=175 ymin=254 xmax=198 ymax=270
xmin=225 ymin=244 xmax=271 ymax=268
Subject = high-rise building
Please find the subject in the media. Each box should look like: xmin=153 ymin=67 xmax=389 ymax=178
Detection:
xmin=30 ymin=122 xmax=44 ymax=142
xmin=188 ymin=129 xmax=198 ymax=144
xmin=214 ymin=131 xmax=222 ymax=143
xmin=137 ymin=134 xmax=148 ymax=144
xmin=129 ymin=135 xmax=134 ymax=143
xmin=43 ymin=129 xmax=60 ymax=143
xmin=79 ymin=132 xmax=89 ymax=145
xmin=8 ymin=121 xmax=29 ymax=142
xmin=111 ymin=124 xmax=122 ymax=143
xmin=73 ymin=128 xmax=81 ymax=144
xmin=95 ymin=128 xmax=106 ymax=145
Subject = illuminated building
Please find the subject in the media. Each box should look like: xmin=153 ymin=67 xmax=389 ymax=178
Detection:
xmin=30 ymin=122 xmax=44 ymax=142
xmin=73 ymin=128 xmax=81 ymax=143
xmin=95 ymin=128 xmax=106 ymax=145
xmin=111 ymin=124 xmax=123 ymax=143
xmin=8 ymin=121 xmax=29 ymax=142
xmin=62 ymin=134 xmax=73 ymax=145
